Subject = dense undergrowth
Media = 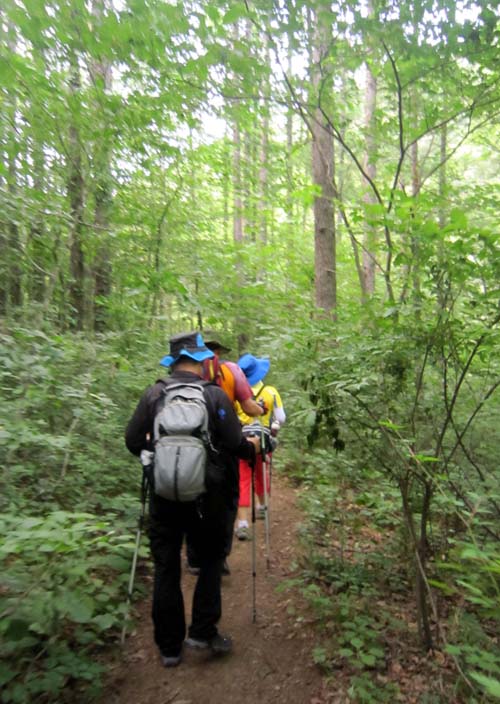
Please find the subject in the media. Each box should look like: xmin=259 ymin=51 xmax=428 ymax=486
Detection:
xmin=278 ymin=304 xmax=500 ymax=702
xmin=0 ymin=322 xmax=157 ymax=703
xmin=280 ymin=444 xmax=499 ymax=702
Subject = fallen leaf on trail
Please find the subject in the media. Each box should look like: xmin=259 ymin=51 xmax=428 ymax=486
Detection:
xmin=127 ymin=649 xmax=147 ymax=662
xmin=390 ymin=661 xmax=403 ymax=675
xmin=432 ymin=650 xmax=446 ymax=664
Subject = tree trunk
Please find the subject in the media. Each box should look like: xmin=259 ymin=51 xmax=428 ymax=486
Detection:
xmin=400 ymin=476 xmax=434 ymax=651
xmin=361 ymin=53 xmax=377 ymax=301
xmin=68 ymin=52 xmax=85 ymax=330
xmin=29 ymin=139 xmax=47 ymax=306
xmin=438 ymin=124 xmax=447 ymax=229
xmin=311 ymin=6 xmax=336 ymax=317
xmin=5 ymin=20 xmax=23 ymax=310
xmin=91 ymin=0 xmax=113 ymax=333
xmin=230 ymin=23 xmax=248 ymax=352
xmin=410 ymin=138 xmax=422 ymax=307
xmin=233 ymin=120 xmax=244 ymax=244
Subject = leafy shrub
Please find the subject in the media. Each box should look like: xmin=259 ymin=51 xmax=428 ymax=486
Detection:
xmin=0 ymin=510 xmax=144 ymax=704
xmin=0 ymin=324 xmax=154 ymax=702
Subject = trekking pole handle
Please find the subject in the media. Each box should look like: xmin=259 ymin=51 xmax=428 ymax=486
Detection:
xmin=139 ymin=448 xmax=154 ymax=501
xmin=140 ymin=449 xmax=154 ymax=466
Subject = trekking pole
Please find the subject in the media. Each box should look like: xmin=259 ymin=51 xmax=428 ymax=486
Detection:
xmin=266 ymin=393 xmax=279 ymax=543
xmin=260 ymin=429 xmax=271 ymax=570
xmin=120 ymin=452 xmax=151 ymax=646
xmin=251 ymin=452 xmax=257 ymax=624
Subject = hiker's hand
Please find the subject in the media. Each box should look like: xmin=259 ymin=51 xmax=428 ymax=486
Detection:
xmin=140 ymin=449 xmax=154 ymax=467
xmin=257 ymin=399 xmax=268 ymax=415
xmin=246 ymin=435 xmax=261 ymax=453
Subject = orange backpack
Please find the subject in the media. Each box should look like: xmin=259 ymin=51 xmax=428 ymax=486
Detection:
xmin=203 ymin=358 xmax=236 ymax=403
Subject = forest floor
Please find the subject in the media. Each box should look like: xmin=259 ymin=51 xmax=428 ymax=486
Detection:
xmin=97 ymin=476 xmax=329 ymax=704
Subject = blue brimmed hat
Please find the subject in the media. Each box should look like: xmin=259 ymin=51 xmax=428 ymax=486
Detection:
xmin=160 ymin=331 xmax=214 ymax=368
xmin=238 ymin=353 xmax=270 ymax=386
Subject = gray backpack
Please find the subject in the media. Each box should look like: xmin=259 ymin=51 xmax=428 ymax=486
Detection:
xmin=153 ymin=381 xmax=211 ymax=502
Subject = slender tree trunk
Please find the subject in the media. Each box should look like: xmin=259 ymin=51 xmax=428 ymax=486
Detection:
xmin=68 ymin=52 xmax=85 ymax=330
xmin=311 ymin=6 xmax=336 ymax=317
xmin=361 ymin=57 xmax=377 ymax=301
xmin=5 ymin=21 xmax=23 ymax=310
xmin=91 ymin=0 xmax=113 ymax=332
xmin=259 ymin=38 xmax=270 ymax=245
xmin=29 ymin=139 xmax=47 ymax=305
xmin=230 ymin=24 xmax=248 ymax=352
xmin=257 ymin=40 xmax=270 ymax=286
xmin=7 ymin=125 xmax=23 ymax=309
xmin=400 ymin=476 xmax=434 ymax=650
xmin=286 ymin=39 xmax=294 ymax=210
xmin=410 ymin=138 xmax=422 ymax=306
xmin=437 ymin=125 xmax=448 ymax=308
xmin=438 ymin=125 xmax=447 ymax=230
xmin=27 ymin=45 xmax=49 ymax=309
xmin=233 ymin=120 xmax=244 ymax=244
xmin=223 ymin=130 xmax=231 ymax=243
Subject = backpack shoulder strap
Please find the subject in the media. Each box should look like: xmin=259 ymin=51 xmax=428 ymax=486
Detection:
xmin=254 ymin=384 xmax=268 ymax=400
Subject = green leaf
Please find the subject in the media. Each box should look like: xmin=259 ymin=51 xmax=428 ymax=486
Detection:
xmin=4 ymin=618 xmax=31 ymax=641
xmin=450 ymin=208 xmax=468 ymax=229
xmin=0 ymin=662 xmax=16 ymax=687
xmin=470 ymin=672 xmax=500 ymax=698
xmin=92 ymin=613 xmax=117 ymax=631
xmin=59 ymin=592 xmax=95 ymax=623
xmin=359 ymin=652 xmax=377 ymax=667
xmin=223 ymin=4 xmax=248 ymax=24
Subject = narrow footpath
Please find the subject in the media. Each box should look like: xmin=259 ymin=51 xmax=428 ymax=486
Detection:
xmin=99 ymin=476 xmax=326 ymax=704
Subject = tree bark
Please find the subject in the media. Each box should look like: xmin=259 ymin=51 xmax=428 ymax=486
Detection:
xmin=361 ymin=54 xmax=377 ymax=301
xmin=311 ymin=5 xmax=336 ymax=317
xmin=91 ymin=0 xmax=113 ymax=332
xmin=68 ymin=51 xmax=86 ymax=330
xmin=4 ymin=20 xmax=23 ymax=310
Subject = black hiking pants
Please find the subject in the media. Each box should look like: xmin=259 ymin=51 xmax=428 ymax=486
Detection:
xmin=186 ymin=456 xmax=239 ymax=566
xmin=149 ymin=492 xmax=227 ymax=657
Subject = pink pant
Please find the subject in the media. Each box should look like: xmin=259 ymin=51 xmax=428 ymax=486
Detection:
xmin=238 ymin=455 xmax=271 ymax=507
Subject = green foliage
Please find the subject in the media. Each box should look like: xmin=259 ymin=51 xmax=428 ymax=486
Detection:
xmin=271 ymin=222 xmax=500 ymax=696
xmin=0 ymin=323 xmax=151 ymax=702
xmin=0 ymin=510 xmax=143 ymax=703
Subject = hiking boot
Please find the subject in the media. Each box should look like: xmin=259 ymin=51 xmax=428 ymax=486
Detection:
xmin=185 ymin=633 xmax=233 ymax=655
xmin=160 ymin=652 xmax=182 ymax=668
xmin=235 ymin=525 xmax=250 ymax=541
xmin=257 ymin=506 xmax=266 ymax=520
xmin=186 ymin=561 xmax=200 ymax=576
xmin=222 ymin=559 xmax=230 ymax=576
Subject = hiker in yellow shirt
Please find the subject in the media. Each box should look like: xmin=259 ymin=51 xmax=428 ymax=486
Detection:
xmin=234 ymin=354 xmax=286 ymax=540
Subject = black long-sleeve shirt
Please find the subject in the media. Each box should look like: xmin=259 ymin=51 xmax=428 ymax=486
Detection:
xmin=125 ymin=370 xmax=255 ymax=464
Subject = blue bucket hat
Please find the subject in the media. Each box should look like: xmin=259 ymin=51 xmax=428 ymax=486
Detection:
xmin=160 ymin=331 xmax=214 ymax=368
xmin=238 ymin=353 xmax=270 ymax=386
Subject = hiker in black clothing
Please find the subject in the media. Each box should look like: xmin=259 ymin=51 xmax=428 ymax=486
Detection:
xmin=125 ymin=331 xmax=259 ymax=668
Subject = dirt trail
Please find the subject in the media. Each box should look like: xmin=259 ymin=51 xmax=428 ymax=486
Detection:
xmin=100 ymin=476 xmax=325 ymax=704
